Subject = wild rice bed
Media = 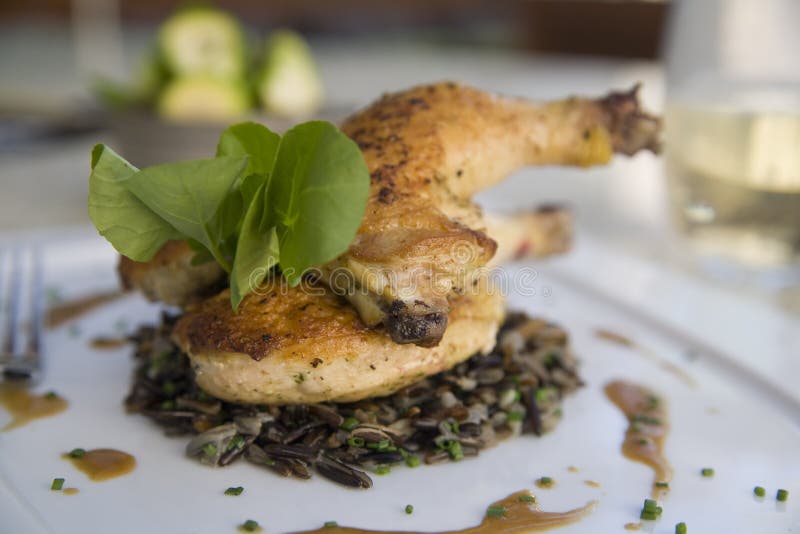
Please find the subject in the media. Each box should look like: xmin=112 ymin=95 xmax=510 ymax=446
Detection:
xmin=125 ymin=312 xmax=583 ymax=489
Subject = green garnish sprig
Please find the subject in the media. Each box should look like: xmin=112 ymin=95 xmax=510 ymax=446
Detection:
xmin=88 ymin=121 xmax=369 ymax=310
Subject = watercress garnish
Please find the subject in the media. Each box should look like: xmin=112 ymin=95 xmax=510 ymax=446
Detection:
xmin=88 ymin=120 xmax=369 ymax=310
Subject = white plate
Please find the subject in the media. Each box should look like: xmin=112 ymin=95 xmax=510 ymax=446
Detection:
xmin=1 ymin=231 xmax=798 ymax=533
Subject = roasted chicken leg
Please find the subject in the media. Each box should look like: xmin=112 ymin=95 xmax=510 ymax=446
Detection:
xmin=122 ymin=82 xmax=659 ymax=346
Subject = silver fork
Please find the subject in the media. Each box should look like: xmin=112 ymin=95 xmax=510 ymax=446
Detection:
xmin=0 ymin=247 xmax=44 ymax=383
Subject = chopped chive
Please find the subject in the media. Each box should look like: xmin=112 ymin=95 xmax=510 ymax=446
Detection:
xmin=405 ymin=455 xmax=421 ymax=468
xmin=517 ymin=494 xmax=536 ymax=503
xmin=512 ymin=390 xmax=522 ymax=403
xmin=754 ymin=486 xmax=766 ymax=497
xmin=227 ymin=435 xmax=245 ymax=451
xmin=264 ymin=458 xmax=276 ymax=467
xmin=224 ymin=486 xmax=244 ymax=496
xmin=534 ymin=387 xmax=554 ymax=403
xmin=51 ymin=478 xmax=65 ymax=491
xmin=676 ymin=522 xmax=687 ymax=534
xmin=486 ymin=505 xmax=506 ymax=518
xmin=643 ymin=499 xmax=658 ymax=512
xmin=324 ymin=521 xmax=338 ymax=528
xmin=637 ymin=438 xmax=649 ymax=446
xmin=447 ymin=441 xmax=464 ymax=461
xmin=646 ymin=395 xmax=660 ymax=410
xmin=366 ymin=439 xmax=391 ymax=451
xmin=347 ymin=437 xmax=365 ymax=448
xmin=700 ymin=468 xmax=714 ymax=477
xmin=340 ymin=417 xmax=359 ymax=431
xmin=539 ymin=476 xmax=553 ymax=486
xmin=375 ymin=465 xmax=391 ymax=475
xmin=162 ymin=381 xmax=176 ymax=396
xmin=631 ymin=414 xmax=661 ymax=426
xmin=240 ymin=519 xmax=259 ymax=532
xmin=640 ymin=510 xmax=658 ymax=521
xmin=160 ymin=400 xmax=176 ymax=410
xmin=44 ymin=391 xmax=60 ymax=400
xmin=631 ymin=423 xmax=643 ymax=432
xmin=655 ymin=481 xmax=669 ymax=488
xmin=68 ymin=448 xmax=86 ymax=459
xmin=506 ymin=411 xmax=524 ymax=422
xmin=404 ymin=504 xmax=414 ymax=514
xmin=202 ymin=443 xmax=217 ymax=457
xmin=777 ymin=489 xmax=789 ymax=502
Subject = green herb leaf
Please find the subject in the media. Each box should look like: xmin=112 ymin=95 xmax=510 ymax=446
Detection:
xmin=230 ymin=183 xmax=279 ymax=309
xmin=88 ymin=144 xmax=182 ymax=261
xmin=268 ymin=121 xmax=369 ymax=285
xmin=217 ymin=121 xmax=280 ymax=179
xmin=122 ymin=156 xmax=248 ymax=272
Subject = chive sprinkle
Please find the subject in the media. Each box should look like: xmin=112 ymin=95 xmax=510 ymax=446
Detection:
xmin=754 ymin=486 xmax=766 ymax=497
xmin=655 ymin=481 xmax=669 ymax=488
xmin=641 ymin=498 xmax=663 ymax=520
xmin=375 ymin=465 xmax=391 ymax=475
xmin=347 ymin=437 xmax=365 ymax=448
xmin=227 ymin=435 xmax=245 ymax=451
xmin=44 ymin=391 xmax=60 ymax=400
xmin=68 ymin=448 xmax=86 ymax=459
xmin=700 ymin=468 xmax=714 ymax=477
xmin=676 ymin=522 xmax=687 ymax=534
xmin=51 ymin=478 xmax=65 ymax=491
xmin=202 ymin=443 xmax=217 ymax=457
xmin=340 ymin=417 xmax=359 ymax=431
xmin=486 ymin=505 xmax=506 ymax=518
xmin=632 ymin=414 xmax=661 ymax=426
xmin=324 ymin=521 xmax=338 ymax=528
xmin=447 ymin=440 xmax=464 ymax=461
xmin=506 ymin=411 xmax=524 ymax=422
xmin=240 ymin=519 xmax=259 ymax=532
xmin=518 ymin=494 xmax=536 ymax=503
xmin=405 ymin=455 xmax=421 ymax=468
xmin=777 ymin=489 xmax=789 ymax=502
xmin=539 ymin=476 xmax=553 ymax=486
xmin=405 ymin=504 xmax=414 ymax=514
xmin=224 ymin=486 xmax=244 ymax=496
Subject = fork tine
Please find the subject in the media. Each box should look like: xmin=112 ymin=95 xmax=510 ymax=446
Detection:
xmin=27 ymin=247 xmax=44 ymax=358
xmin=3 ymin=248 xmax=21 ymax=356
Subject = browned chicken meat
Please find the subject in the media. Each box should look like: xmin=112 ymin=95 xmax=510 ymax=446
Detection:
xmin=122 ymin=82 xmax=659 ymax=349
xmin=171 ymin=209 xmax=569 ymax=404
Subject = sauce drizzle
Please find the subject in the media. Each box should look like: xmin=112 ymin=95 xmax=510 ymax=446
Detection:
xmin=292 ymin=491 xmax=596 ymax=534
xmin=0 ymin=384 xmax=68 ymax=431
xmin=47 ymin=291 xmax=124 ymax=328
xmin=64 ymin=449 xmax=136 ymax=481
xmin=604 ymin=380 xmax=672 ymax=498
xmin=596 ymin=329 xmax=695 ymax=387
xmin=90 ymin=337 xmax=129 ymax=350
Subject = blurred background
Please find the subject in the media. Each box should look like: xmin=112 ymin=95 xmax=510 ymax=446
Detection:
xmin=1 ymin=0 xmax=799 ymax=311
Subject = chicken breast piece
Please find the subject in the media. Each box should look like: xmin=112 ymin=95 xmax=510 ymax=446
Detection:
xmin=170 ymin=210 xmax=567 ymax=405
xmin=172 ymin=275 xmax=504 ymax=404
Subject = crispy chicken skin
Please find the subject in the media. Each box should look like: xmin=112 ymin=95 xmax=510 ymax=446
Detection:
xmin=172 ymin=276 xmax=504 ymax=404
xmin=118 ymin=240 xmax=224 ymax=308
xmin=325 ymin=82 xmax=659 ymax=346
